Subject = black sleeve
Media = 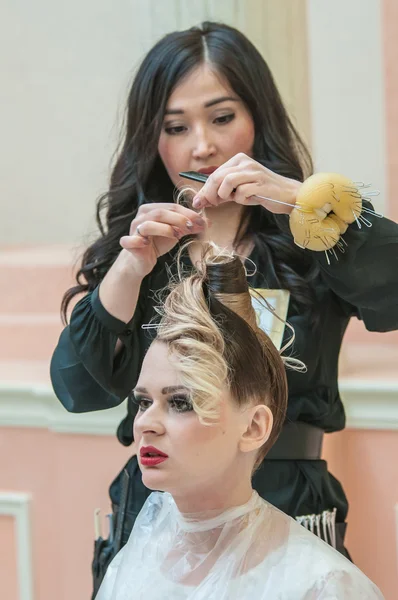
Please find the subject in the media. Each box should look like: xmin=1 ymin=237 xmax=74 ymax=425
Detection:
xmin=50 ymin=278 xmax=150 ymax=413
xmin=314 ymin=210 xmax=398 ymax=332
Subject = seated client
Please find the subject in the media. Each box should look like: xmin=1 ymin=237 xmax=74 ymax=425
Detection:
xmin=96 ymin=247 xmax=383 ymax=600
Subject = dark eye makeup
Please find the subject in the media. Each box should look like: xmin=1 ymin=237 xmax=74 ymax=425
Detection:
xmin=133 ymin=394 xmax=193 ymax=413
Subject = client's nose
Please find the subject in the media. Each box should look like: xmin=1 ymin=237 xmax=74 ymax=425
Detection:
xmin=134 ymin=405 xmax=166 ymax=437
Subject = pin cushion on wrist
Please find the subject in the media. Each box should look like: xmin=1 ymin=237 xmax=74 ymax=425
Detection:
xmin=289 ymin=173 xmax=366 ymax=252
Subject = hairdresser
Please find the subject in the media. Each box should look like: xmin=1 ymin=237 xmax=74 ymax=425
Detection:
xmin=50 ymin=22 xmax=398 ymax=595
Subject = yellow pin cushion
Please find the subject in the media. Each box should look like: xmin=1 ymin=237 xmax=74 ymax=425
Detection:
xmin=289 ymin=173 xmax=362 ymax=251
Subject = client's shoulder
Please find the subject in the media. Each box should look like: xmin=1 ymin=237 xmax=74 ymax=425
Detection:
xmin=259 ymin=502 xmax=383 ymax=598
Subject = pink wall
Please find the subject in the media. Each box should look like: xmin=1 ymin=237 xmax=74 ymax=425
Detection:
xmin=0 ymin=427 xmax=131 ymax=600
xmin=323 ymin=431 xmax=398 ymax=599
xmin=0 ymin=515 xmax=18 ymax=600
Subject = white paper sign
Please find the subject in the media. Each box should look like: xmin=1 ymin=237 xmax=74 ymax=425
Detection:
xmin=249 ymin=289 xmax=290 ymax=350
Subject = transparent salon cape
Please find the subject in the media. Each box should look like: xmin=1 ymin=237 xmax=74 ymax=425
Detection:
xmin=96 ymin=491 xmax=383 ymax=600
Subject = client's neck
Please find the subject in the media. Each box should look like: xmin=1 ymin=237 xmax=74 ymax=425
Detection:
xmin=171 ymin=475 xmax=253 ymax=516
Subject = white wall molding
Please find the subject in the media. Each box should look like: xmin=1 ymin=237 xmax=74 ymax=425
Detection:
xmin=340 ymin=380 xmax=398 ymax=430
xmin=0 ymin=380 xmax=397 ymax=433
xmin=0 ymin=383 xmax=127 ymax=435
xmin=0 ymin=492 xmax=33 ymax=600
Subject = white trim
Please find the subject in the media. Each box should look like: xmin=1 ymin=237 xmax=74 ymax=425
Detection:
xmin=0 ymin=492 xmax=33 ymax=600
xmin=0 ymin=382 xmax=127 ymax=435
xmin=0 ymin=380 xmax=397 ymax=433
xmin=340 ymin=379 xmax=398 ymax=430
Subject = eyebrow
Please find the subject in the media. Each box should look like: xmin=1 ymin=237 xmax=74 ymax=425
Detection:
xmin=164 ymin=96 xmax=239 ymax=115
xmin=133 ymin=386 xmax=189 ymax=395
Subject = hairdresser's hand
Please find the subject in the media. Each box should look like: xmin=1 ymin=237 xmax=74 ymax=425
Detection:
xmin=192 ymin=153 xmax=301 ymax=215
xmin=119 ymin=203 xmax=208 ymax=277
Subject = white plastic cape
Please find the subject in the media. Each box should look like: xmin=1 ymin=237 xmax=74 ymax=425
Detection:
xmin=96 ymin=491 xmax=384 ymax=600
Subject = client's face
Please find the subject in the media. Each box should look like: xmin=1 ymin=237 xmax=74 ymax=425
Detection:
xmin=133 ymin=341 xmax=249 ymax=497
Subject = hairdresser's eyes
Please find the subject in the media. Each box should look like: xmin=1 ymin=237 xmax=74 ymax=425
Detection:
xmin=163 ymin=113 xmax=235 ymax=135
xmin=214 ymin=113 xmax=235 ymax=125
xmin=169 ymin=395 xmax=193 ymax=413
xmin=164 ymin=124 xmax=187 ymax=136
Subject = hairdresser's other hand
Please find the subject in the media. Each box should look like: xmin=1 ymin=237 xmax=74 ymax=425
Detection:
xmin=192 ymin=153 xmax=301 ymax=215
xmin=119 ymin=203 xmax=208 ymax=277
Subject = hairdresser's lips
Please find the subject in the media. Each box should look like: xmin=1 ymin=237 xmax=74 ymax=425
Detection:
xmin=198 ymin=166 xmax=219 ymax=175
xmin=140 ymin=445 xmax=169 ymax=467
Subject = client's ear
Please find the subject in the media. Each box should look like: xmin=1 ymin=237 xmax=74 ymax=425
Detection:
xmin=239 ymin=404 xmax=273 ymax=454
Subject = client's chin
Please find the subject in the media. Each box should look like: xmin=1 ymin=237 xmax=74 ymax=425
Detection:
xmin=139 ymin=463 xmax=172 ymax=491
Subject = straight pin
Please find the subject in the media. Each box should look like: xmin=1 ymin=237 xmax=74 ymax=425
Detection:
xmin=362 ymin=207 xmax=384 ymax=218
xmin=358 ymin=215 xmax=373 ymax=227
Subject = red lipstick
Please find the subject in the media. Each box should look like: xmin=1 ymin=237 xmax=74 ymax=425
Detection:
xmin=140 ymin=445 xmax=168 ymax=467
xmin=198 ymin=166 xmax=219 ymax=175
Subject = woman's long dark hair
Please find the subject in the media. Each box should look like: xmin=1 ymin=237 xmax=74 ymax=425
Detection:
xmin=61 ymin=21 xmax=319 ymax=323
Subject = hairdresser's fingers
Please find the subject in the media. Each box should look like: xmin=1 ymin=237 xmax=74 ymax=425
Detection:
xmin=192 ymin=161 xmax=256 ymax=208
xmin=192 ymin=154 xmax=300 ymax=213
xmin=119 ymin=228 xmax=178 ymax=262
xmin=217 ymin=171 xmax=257 ymax=201
xmin=232 ymin=182 xmax=300 ymax=214
xmin=231 ymin=183 xmax=265 ymax=207
xmin=137 ymin=202 xmax=202 ymax=221
xmin=130 ymin=220 xmax=187 ymax=242
xmin=119 ymin=234 xmax=152 ymax=250
xmin=193 ymin=176 xmax=256 ymax=210
xmin=191 ymin=167 xmax=233 ymax=208
xmin=131 ymin=208 xmax=207 ymax=236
